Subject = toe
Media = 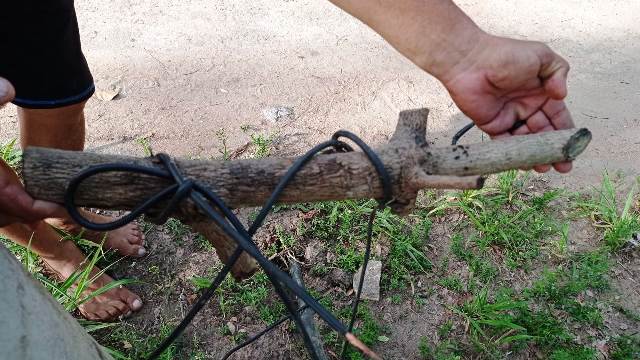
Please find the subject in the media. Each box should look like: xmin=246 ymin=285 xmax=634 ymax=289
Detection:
xmin=132 ymin=244 xmax=147 ymax=257
xmin=105 ymin=304 xmax=123 ymax=319
xmin=112 ymin=299 xmax=129 ymax=315
xmin=119 ymin=289 xmax=143 ymax=312
xmin=533 ymin=164 xmax=551 ymax=173
xmin=96 ymin=309 xmax=113 ymax=321
xmin=127 ymin=228 xmax=143 ymax=245
xmin=82 ymin=309 xmax=100 ymax=321
xmin=127 ymin=224 xmax=145 ymax=246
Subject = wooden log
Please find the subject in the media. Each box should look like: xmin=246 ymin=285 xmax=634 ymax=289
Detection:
xmin=22 ymin=109 xmax=592 ymax=279
xmin=190 ymin=221 xmax=257 ymax=281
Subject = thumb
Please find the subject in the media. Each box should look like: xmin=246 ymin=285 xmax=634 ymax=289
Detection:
xmin=537 ymin=44 xmax=570 ymax=100
xmin=0 ymin=77 xmax=15 ymax=106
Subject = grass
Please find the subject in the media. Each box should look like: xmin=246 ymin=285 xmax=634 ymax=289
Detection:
xmin=452 ymin=288 xmax=532 ymax=356
xmin=250 ymin=133 xmax=273 ymax=158
xmin=525 ymin=250 xmax=610 ymax=302
xmin=416 ymin=171 xmax=638 ymax=358
xmin=302 ymin=200 xmax=432 ymax=289
xmin=6 ymin=132 xmax=634 ymax=360
xmin=339 ymin=304 xmax=384 ymax=360
xmin=418 ymin=321 xmax=462 ymax=360
xmin=1 ymin=138 xmax=22 ymax=168
xmin=135 ymin=136 xmax=153 ymax=156
xmin=190 ymin=271 xmax=283 ymax=323
xmin=1 ymin=232 xmax=136 ymax=324
xmin=549 ymin=346 xmax=597 ymax=360
xmin=512 ymin=307 xmax=572 ymax=349
xmin=129 ymin=171 xmax=639 ymax=358
xmin=215 ymin=129 xmax=231 ymax=160
xmin=430 ymin=170 xmax=562 ymax=269
xmin=610 ymin=335 xmax=640 ymax=360
xmin=450 ymin=233 xmax=497 ymax=284
xmin=102 ymin=322 xmax=187 ymax=360
xmin=164 ymin=218 xmax=191 ymax=245
xmin=577 ymin=171 xmax=640 ymax=251
xmin=436 ymin=275 xmax=464 ymax=293
xmin=419 ymin=336 xmax=462 ymax=360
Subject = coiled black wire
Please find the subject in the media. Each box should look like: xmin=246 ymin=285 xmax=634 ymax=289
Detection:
xmin=64 ymin=131 xmax=392 ymax=359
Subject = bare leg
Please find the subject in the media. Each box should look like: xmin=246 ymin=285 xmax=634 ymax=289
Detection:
xmin=0 ymin=222 xmax=142 ymax=320
xmin=0 ymin=162 xmax=142 ymax=320
xmin=4 ymin=102 xmax=145 ymax=320
xmin=18 ymin=101 xmax=86 ymax=151
xmin=19 ymin=102 xmax=146 ymax=256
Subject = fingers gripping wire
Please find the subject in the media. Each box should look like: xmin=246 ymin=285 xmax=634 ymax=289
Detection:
xmin=63 ymin=131 xmax=392 ymax=360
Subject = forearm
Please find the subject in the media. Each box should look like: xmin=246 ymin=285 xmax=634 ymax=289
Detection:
xmin=328 ymin=0 xmax=485 ymax=80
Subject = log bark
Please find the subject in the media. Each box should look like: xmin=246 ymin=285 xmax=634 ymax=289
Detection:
xmin=22 ymin=109 xmax=591 ymax=279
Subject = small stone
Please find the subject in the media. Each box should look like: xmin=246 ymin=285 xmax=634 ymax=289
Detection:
xmin=262 ymin=106 xmax=294 ymax=123
xmin=304 ymin=241 xmax=323 ymax=262
xmin=352 ymin=260 xmax=382 ymax=301
xmin=226 ymin=321 xmax=237 ymax=335
xmin=620 ymin=323 xmax=629 ymax=330
xmin=329 ymin=268 xmax=351 ymax=288
xmin=374 ymin=244 xmax=382 ymax=257
xmin=383 ymin=312 xmax=392 ymax=323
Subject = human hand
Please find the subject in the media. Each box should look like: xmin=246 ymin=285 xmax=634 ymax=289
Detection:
xmin=439 ymin=35 xmax=574 ymax=173
xmin=0 ymin=78 xmax=66 ymax=227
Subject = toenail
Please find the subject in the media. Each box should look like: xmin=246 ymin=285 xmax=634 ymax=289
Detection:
xmin=132 ymin=299 xmax=143 ymax=310
xmin=138 ymin=247 xmax=147 ymax=256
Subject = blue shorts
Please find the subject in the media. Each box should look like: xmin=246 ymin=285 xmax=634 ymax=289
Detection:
xmin=0 ymin=1 xmax=94 ymax=109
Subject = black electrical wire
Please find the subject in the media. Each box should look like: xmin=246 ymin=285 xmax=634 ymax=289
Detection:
xmin=451 ymin=122 xmax=475 ymax=145
xmin=220 ymin=304 xmax=309 ymax=360
xmin=340 ymin=207 xmax=378 ymax=359
xmin=64 ymin=131 xmax=391 ymax=360
xmin=224 ymin=206 xmax=382 ymax=360
xmin=216 ymin=121 xmax=487 ymax=359
xmin=452 ymin=120 xmax=529 ymax=146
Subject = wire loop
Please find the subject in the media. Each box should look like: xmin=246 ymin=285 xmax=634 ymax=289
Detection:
xmin=63 ymin=131 xmax=391 ymax=360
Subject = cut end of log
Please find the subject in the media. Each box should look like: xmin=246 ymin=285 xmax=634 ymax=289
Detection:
xmin=564 ymin=128 xmax=592 ymax=160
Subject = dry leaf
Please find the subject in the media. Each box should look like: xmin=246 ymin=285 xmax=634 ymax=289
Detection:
xmin=95 ymin=84 xmax=122 ymax=101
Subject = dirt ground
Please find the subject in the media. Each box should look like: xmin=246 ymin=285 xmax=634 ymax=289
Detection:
xmin=1 ymin=1 xmax=639 ymax=359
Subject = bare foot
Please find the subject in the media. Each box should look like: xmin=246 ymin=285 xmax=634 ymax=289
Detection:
xmin=42 ymin=239 xmax=143 ymax=321
xmin=48 ymin=209 xmax=146 ymax=257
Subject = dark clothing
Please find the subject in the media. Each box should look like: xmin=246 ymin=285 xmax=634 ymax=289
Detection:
xmin=0 ymin=0 xmax=94 ymax=109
